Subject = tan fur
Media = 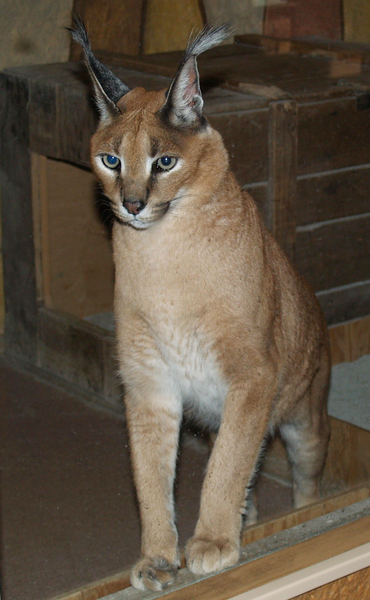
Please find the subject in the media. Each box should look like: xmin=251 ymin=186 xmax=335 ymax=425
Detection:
xmin=86 ymin=33 xmax=330 ymax=592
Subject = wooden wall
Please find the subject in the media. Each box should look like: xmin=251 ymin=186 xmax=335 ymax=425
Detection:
xmin=3 ymin=0 xmax=370 ymax=336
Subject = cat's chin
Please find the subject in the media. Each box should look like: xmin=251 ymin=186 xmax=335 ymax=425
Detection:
xmin=127 ymin=219 xmax=153 ymax=230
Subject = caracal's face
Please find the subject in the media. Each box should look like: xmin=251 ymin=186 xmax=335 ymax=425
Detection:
xmin=91 ymin=87 xmax=211 ymax=230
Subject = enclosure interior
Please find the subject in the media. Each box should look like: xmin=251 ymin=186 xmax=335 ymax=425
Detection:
xmin=2 ymin=31 xmax=370 ymax=600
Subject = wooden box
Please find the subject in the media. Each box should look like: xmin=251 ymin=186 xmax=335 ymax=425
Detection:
xmin=1 ymin=35 xmax=370 ymax=600
xmin=1 ymin=36 xmax=370 ymax=405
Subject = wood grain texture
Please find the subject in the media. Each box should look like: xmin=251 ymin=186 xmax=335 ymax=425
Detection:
xmin=329 ymin=315 xmax=370 ymax=365
xmin=202 ymin=0 xmax=264 ymax=36
xmin=31 ymin=153 xmax=49 ymax=306
xmin=143 ymin=0 xmax=204 ymax=54
xmin=317 ymin=282 xmax=370 ymax=327
xmin=343 ymin=0 xmax=370 ymax=44
xmin=268 ymin=99 xmax=298 ymax=260
xmin=295 ymin=215 xmax=370 ymax=292
xmin=69 ymin=0 xmax=145 ymax=59
xmin=297 ymin=98 xmax=370 ymax=176
xmin=242 ymin=485 xmax=370 ymax=546
xmin=149 ymin=515 xmax=370 ymax=600
xmin=37 ymin=307 xmax=113 ymax=400
xmin=297 ymin=166 xmax=370 ymax=227
xmin=236 ymin=33 xmax=370 ymax=63
xmin=0 ymin=71 xmax=38 ymax=361
xmin=49 ymin=570 xmax=131 ymax=600
xmin=208 ymin=110 xmax=269 ymax=186
xmin=324 ymin=418 xmax=370 ymax=489
xmin=292 ymin=564 xmax=370 ymax=600
xmin=50 ymin=486 xmax=370 ymax=600
xmin=264 ymin=0 xmax=342 ymax=40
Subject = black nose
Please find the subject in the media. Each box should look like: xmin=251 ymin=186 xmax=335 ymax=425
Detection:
xmin=123 ymin=199 xmax=145 ymax=215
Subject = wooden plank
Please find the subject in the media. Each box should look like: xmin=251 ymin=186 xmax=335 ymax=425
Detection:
xmin=343 ymin=0 xmax=370 ymax=44
xmin=29 ymin=74 xmax=59 ymax=157
xmin=263 ymin=0 xmax=342 ymax=40
xmin=98 ymin=44 xmax=365 ymax=102
xmin=0 ymin=71 xmax=38 ymax=361
xmin=37 ymin=307 xmax=107 ymax=399
xmin=236 ymin=33 xmax=370 ymax=63
xmin=31 ymin=153 xmax=50 ymax=306
xmin=347 ymin=314 xmax=370 ymax=360
xmin=329 ymin=315 xmax=370 ymax=364
xmin=297 ymin=97 xmax=370 ymax=176
xmin=0 ymin=246 xmax=4 ymax=336
xmin=329 ymin=316 xmax=370 ymax=365
xmin=268 ymin=100 xmax=298 ymax=260
xmin=27 ymin=64 xmax=85 ymax=159
xmin=202 ymin=0 xmax=264 ymax=37
xmin=49 ymin=570 xmax=131 ymax=600
xmin=143 ymin=0 xmax=204 ymax=54
xmin=69 ymin=0 xmax=145 ymax=60
xmin=295 ymin=215 xmax=370 ymax=292
xmin=317 ymin=281 xmax=370 ymax=326
xmin=324 ymin=418 xmax=370 ymax=489
xmin=57 ymin=81 xmax=97 ymax=167
xmin=242 ymin=485 xmax=370 ymax=546
xmin=48 ymin=485 xmax=370 ymax=600
xmin=95 ymin=44 xmax=256 ymax=80
xmin=37 ymin=307 xmax=121 ymax=407
xmin=148 ymin=513 xmax=370 ymax=600
xmin=297 ymin=166 xmax=370 ymax=226
xmin=208 ymin=110 xmax=269 ymax=186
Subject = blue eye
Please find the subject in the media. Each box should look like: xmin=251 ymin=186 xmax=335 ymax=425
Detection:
xmin=156 ymin=156 xmax=177 ymax=171
xmin=102 ymin=155 xmax=120 ymax=169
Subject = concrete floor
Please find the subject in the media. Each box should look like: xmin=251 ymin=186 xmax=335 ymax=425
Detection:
xmin=0 ymin=355 xmax=292 ymax=600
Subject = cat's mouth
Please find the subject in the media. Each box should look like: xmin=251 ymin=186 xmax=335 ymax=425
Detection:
xmin=116 ymin=200 xmax=171 ymax=229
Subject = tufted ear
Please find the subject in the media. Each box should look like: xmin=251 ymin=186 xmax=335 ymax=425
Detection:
xmin=68 ymin=16 xmax=131 ymax=122
xmin=162 ymin=23 xmax=233 ymax=129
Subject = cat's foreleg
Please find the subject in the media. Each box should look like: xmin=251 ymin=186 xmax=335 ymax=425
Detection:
xmin=126 ymin=393 xmax=181 ymax=591
xmin=186 ymin=374 xmax=275 ymax=575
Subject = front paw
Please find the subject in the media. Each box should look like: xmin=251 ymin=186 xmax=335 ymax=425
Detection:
xmin=130 ymin=556 xmax=179 ymax=591
xmin=185 ymin=537 xmax=240 ymax=575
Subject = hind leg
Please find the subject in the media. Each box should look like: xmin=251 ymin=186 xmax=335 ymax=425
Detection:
xmin=280 ymin=364 xmax=330 ymax=508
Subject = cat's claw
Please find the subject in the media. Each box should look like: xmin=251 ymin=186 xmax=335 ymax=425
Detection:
xmin=185 ymin=537 xmax=240 ymax=575
xmin=130 ymin=556 xmax=179 ymax=591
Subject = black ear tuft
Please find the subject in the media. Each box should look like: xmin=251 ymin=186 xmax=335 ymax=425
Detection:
xmin=68 ymin=15 xmax=131 ymax=121
xmin=162 ymin=23 xmax=233 ymax=129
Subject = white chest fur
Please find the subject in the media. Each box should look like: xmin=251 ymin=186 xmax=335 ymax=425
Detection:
xmin=154 ymin=323 xmax=229 ymax=430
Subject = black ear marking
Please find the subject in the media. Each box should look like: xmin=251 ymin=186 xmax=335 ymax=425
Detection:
xmin=162 ymin=23 xmax=233 ymax=129
xmin=68 ymin=15 xmax=131 ymax=121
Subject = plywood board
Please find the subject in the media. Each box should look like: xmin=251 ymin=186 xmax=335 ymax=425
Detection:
xmin=32 ymin=156 xmax=114 ymax=319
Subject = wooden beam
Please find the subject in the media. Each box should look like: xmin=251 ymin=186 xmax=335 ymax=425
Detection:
xmin=268 ymin=99 xmax=298 ymax=261
xmin=0 ymin=71 xmax=38 ymax=361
